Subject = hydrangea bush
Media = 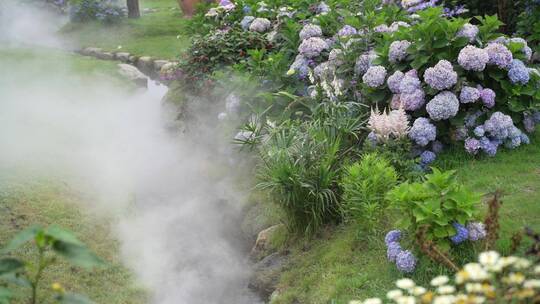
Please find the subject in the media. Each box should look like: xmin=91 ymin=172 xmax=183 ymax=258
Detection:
xmin=362 ymin=8 xmax=540 ymax=158
xmin=69 ymin=0 xmax=124 ymax=23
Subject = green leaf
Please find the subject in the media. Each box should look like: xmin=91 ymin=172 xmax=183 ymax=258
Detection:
xmin=0 ymin=273 xmax=32 ymax=288
xmin=45 ymin=226 xmax=83 ymax=246
xmin=0 ymin=258 xmax=23 ymax=275
xmin=433 ymin=226 xmax=448 ymax=238
xmin=57 ymin=293 xmax=95 ymax=304
xmin=1 ymin=225 xmax=41 ymax=253
xmin=52 ymin=242 xmax=104 ymax=269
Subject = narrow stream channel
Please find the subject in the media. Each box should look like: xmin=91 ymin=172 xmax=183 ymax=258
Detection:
xmin=0 ymin=1 xmax=261 ymax=303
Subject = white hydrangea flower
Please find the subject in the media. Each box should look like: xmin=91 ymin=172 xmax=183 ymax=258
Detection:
xmin=430 ymin=275 xmax=449 ymax=287
xmin=396 ymin=278 xmax=416 ymax=290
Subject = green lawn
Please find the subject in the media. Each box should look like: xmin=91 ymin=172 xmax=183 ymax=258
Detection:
xmin=61 ymin=0 xmax=190 ymax=59
xmin=0 ymin=180 xmax=147 ymax=304
xmin=269 ymin=129 xmax=540 ymax=304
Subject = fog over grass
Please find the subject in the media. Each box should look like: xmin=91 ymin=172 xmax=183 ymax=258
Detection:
xmin=0 ymin=1 xmax=260 ymax=303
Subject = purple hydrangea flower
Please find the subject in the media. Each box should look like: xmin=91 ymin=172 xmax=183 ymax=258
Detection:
xmin=241 ymin=16 xmax=255 ymax=30
xmin=354 ymin=51 xmax=378 ymax=76
xmin=523 ymin=114 xmax=536 ymax=133
xmin=338 ymin=25 xmax=357 ymax=37
xmin=458 ymin=45 xmax=489 ymax=71
xmin=387 ymin=71 xmax=405 ymax=94
xmin=459 ymin=86 xmax=480 ymax=103
xmin=374 ymin=24 xmax=390 ymax=33
xmin=457 ymin=23 xmax=479 ymax=42
xmin=474 ymin=125 xmax=485 ymax=137
xmin=534 ymin=111 xmax=540 ymax=124
xmin=403 ymin=0 xmax=439 ymax=12
xmin=389 ymin=21 xmax=410 ymax=32
xmin=464 ymin=137 xmax=481 ymax=155
xmin=242 ymin=5 xmax=251 ymax=13
xmin=299 ymin=24 xmax=323 ymax=40
xmin=424 ymin=60 xmax=458 ymax=90
xmin=454 ymin=127 xmax=468 ymax=141
xmin=399 ymin=70 xmax=421 ymax=94
xmin=426 ymin=91 xmax=460 ymax=121
xmin=387 ymin=242 xmax=402 ymax=262
xmin=389 ymin=40 xmax=411 ymax=63
xmin=385 ymin=230 xmax=402 ymax=245
xmin=298 ymin=37 xmax=328 ymax=58
xmin=367 ymin=131 xmax=378 ymax=146
xmin=467 ymin=222 xmax=487 ymax=241
xmin=409 ymin=117 xmax=437 ymax=146
xmin=401 ymin=89 xmax=425 ymax=111
xmin=289 ymin=55 xmax=309 ymax=79
xmin=485 ymin=43 xmax=513 ymax=69
xmin=508 ymin=59 xmax=530 ymax=84
xmin=420 ymin=150 xmax=436 ymax=165
xmin=316 ymin=2 xmax=330 ymax=14
xmin=450 ymin=222 xmax=469 ymax=244
xmin=396 ymin=250 xmax=417 ymax=273
xmin=484 ymin=112 xmax=514 ymax=140
xmin=362 ymin=66 xmax=387 ymax=88
xmin=249 ymin=18 xmax=272 ymax=33
xmin=432 ymin=141 xmax=444 ymax=154
xmin=479 ymin=88 xmax=496 ymax=108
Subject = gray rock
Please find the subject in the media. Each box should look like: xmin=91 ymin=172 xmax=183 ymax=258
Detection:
xmin=117 ymin=63 xmax=148 ymax=88
xmin=249 ymin=253 xmax=288 ymax=300
xmin=250 ymin=224 xmax=284 ymax=260
xmin=153 ymin=60 xmax=169 ymax=72
xmin=81 ymin=47 xmax=103 ymax=57
xmin=97 ymin=52 xmax=114 ymax=60
xmin=115 ymin=52 xmax=131 ymax=62
xmin=128 ymin=55 xmax=139 ymax=64
xmin=137 ymin=56 xmax=154 ymax=74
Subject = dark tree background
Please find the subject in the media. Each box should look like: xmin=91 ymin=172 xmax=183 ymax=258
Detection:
xmin=127 ymin=0 xmax=140 ymax=18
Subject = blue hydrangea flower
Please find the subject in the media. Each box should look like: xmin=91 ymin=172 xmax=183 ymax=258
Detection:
xmin=298 ymin=37 xmax=328 ymax=58
xmin=464 ymin=138 xmax=481 ymax=155
xmin=399 ymin=70 xmax=421 ymax=94
xmin=424 ymin=60 xmax=457 ymax=90
xmin=520 ymin=133 xmax=530 ymax=144
xmin=504 ymin=136 xmax=522 ymax=149
xmin=458 ymin=45 xmax=489 ymax=71
xmin=459 ymin=86 xmax=480 ymax=104
xmin=523 ymin=114 xmax=537 ymax=133
xmin=337 ymin=25 xmax=357 ymax=37
xmin=420 ymin=151 xmax=436 ymax=165
xmin=316 ymin=2 xmax=331 ymax=14
xmin=508 ymin=59 xmax=530 ymax=85
xmin=299 ymin=24 xmax=323 ymax=40
xmin=387 ymin=71 xmax=405 ymax=94
xmin=467 ymin=222 xmax=487 ymax=241
xmin=242 ymin=5 xmax=251 ymax=13
xmin=240 ymin=16 xmax=255 ymax=30
xmin=474 ymin=125 xmax=485 ymax=137
xmin=450 ymin=222 xmax=469 ymax=244
xmin=426 ymin=91 xmax=460 ymax=121
xmin=485 ymin=43 xmax=513 ymax=69
xmin=385 ymin=230 xmax=402 ymax=245
xmin=432 ymin=141 xmax=444 ymax=154
xmin=354 ymin=51 xmax=378 ymax=76
xmin=289 ymin=55 xmax=309 ymax=79
xmin=396 ymin=250 xmax=417 ymax=273
xmin=367 ymin=131 xmax=378 ymax=146
xmin=389 ymin=40 xmax=411 ymax=63
xmin=249 ymin=18 xmax=272 ymax=33
xmin=479 ymin=136 xmax=499 ymax=157
xmin=409 ymin=117 xmax=437 ymax=146
xmin=456 ymin=23 xmax=479 ymax=42
xmin=387 ymin=242 xmax=402 ymax=262
xmin=362 ymin=66 xmax=387 ymax=88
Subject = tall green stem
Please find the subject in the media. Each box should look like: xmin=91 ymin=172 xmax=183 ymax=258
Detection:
xmin=30 ymin=249 xmax=46 ymax=304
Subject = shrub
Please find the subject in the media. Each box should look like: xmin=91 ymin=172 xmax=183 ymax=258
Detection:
xmin=341 ymin=153 xmax=398 ymax=231
xmin=256 ymin=121 xmax=343 ymax=235
xmin=69 ymin=0 xmax=124 ymax=24
xmin=386 ymin=168 xmax=481 ymax=252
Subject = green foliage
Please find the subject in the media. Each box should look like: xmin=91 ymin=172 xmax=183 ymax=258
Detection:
xmin=362 ymin=138 xmax=420 ymax=180
xmin=0 ymin=225 xmax=103 ymax=304
xmin=387 ymin=168 xmax=481 ymax=251
xmin=257 ymin=121 xmax=343 ymax=236
xmin=517 ymin=3 xmax=540 ymax=53
xmin=341 ymin=154 xmax=398 ymax=232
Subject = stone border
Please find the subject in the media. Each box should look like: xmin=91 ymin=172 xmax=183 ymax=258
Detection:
xmin=78 ymin=47 xmax=177 ymax=81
